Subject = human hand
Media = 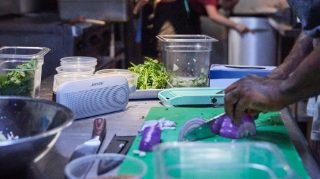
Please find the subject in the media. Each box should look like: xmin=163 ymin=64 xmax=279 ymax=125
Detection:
xmin=235 ymin=23 xmax=253 ymax=34
xmin=224 ymin=75 xmax=288 ymax=124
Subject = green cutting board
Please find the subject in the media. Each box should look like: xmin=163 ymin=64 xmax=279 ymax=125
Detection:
xmin=125 ymin=107 xmax=309 ymax=179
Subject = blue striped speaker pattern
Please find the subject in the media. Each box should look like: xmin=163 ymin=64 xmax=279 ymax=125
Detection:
xmin=62 ymin=84 xmax=129 ymax=119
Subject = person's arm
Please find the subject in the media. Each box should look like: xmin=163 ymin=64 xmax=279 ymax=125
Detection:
xmin=224 ymin=43 xmax=320 ymax=124
xmin=279 ymin=44 xmax=320 ymax=105
xmin=204 ymin=4 xmax=250 ymax=34
xmin=267 ymin=32 xmax=314 ymax=80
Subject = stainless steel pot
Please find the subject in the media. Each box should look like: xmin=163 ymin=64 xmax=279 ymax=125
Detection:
xmin=228 ymin=17 xmax=277 ymax=66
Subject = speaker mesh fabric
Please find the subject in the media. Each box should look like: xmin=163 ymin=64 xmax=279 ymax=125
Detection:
xmin=56 ymin=76 xmax=129 ymax=119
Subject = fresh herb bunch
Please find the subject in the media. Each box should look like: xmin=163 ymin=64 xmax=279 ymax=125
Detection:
xmin=0 ymin=59 xmax=37 ymax=96
xmin=128 ymin=57 xmax=169 ymax=89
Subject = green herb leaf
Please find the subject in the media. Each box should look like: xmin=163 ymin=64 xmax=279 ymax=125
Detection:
xmin=128 ymin=57 xmax=169 ymax=89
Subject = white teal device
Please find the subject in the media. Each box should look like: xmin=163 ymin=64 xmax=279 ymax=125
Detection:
xmin=56 ymin=76 xmax=129 ymax=119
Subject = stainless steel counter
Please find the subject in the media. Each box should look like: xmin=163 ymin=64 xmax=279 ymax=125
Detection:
xmin=34 ymin=77 xmax=319 ymax=179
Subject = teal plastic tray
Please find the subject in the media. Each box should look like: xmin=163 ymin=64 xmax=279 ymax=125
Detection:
xmin=158 ymin=88 xmax=224 ymax=106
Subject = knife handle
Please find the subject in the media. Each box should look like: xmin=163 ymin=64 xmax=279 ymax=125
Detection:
xmin=92 ymin=118 xmax=107 ymax=140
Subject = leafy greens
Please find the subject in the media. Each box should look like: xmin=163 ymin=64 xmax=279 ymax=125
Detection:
xmin=0 ymin=59 xmax=37 ymax=96
xmin=128 ymin=57 xmax=169 ymax=89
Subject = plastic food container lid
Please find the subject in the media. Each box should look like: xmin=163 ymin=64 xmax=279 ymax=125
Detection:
xmin=60 ymin=56 xmax=97 ymax=66
xmin=56 ymin=66 xmax=95 ymax=74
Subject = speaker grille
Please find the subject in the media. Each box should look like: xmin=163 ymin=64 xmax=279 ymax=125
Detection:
xmin=60 ymin=84 xmax=129 ymax=119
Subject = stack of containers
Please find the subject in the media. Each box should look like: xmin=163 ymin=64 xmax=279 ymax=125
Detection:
xmin=53 ymin=56 xmax=97 ymax=96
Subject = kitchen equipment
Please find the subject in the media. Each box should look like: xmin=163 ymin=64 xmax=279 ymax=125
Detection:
xmin=0 ymin=0 xmax=45 ymax=16
xmin=104 ymin=135 xmax=135 ymax=154
xmin=129 ymin=89 xmax=163 ymax=100
xmin=58 ymin=0 xmax=129 ymax=22
xmin=60 ymin=56 xmax=97 ymax=68
xmin=228 ymin=17 xmax=277 ymax=66
xmin=56 ymin=66 xmax=95 ymax=75
xmin=181 ymin=116 xmax=217 ymax=141
xmin=53 ymin=73 xmax=94 ymax=97
xmin=0 ymin=96 xmax=73 ymax=176
xmin=157 ymin=35 xmax=217 ymax=87
xmin=95 ymin=69 xmax=139 ymax=92
xmin=124 ymin=107 xmax=309 ymax=178
xmin=0 ymin=13 xmax=128 ymax=78
xmin=158 ymin=88 xmax=224 ymax=106
xmin=209 ymin=64 xmax=275 ymax=88
xmin=69 ymin=118 xmax=106 ymax=161
xmin=153 ymin=142 xmax=295 ymax=179
xmin=56 ymin=76 xmax=129 ymax=119
xmin=64 ymin=153 xmax=147 ymax=179
xmin=0 ymin=46 xmax=50 ymax=98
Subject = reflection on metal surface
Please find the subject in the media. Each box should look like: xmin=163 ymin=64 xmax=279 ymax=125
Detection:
xmin=228 ymin=17 xmax=277 ymax=66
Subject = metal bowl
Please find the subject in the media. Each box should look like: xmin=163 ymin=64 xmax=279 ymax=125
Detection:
xmin=0 ymin=96 xmax=74 ymax=174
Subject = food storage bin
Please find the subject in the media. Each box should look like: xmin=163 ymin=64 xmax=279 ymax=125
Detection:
xmin=56 ymin=66 xmax=95 ymax=75
xmin=53 ymin=73 xmax=93 ymax=94
xmin=153 ymin=142 xmax=296 ymax=179
xmin=60 ymin=56 xmax=97 ymax=68
xmin=0 ymin=46 xmax=50 ymax=97
xmin=157 ymin=35 xmax=217 ymax=87
xmin=64 ymin=153 xmax=147 ymax=179
xmin=95 ymin=69 xmax=139 ymax=92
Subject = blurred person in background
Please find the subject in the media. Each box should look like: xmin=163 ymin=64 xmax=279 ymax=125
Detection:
xmin=187 ymin=0 xmax=252 ymax=34
xmin=133 ymin=0 xmax=250 ymax=60
xmin=133 ymin=0 xmax=195 ymax=59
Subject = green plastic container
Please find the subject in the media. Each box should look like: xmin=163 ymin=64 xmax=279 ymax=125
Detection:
xmin=153 ymin=142 xmax=296 ymax=179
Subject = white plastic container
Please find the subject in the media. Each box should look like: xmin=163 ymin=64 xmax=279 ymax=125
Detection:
xmin=56 ymin=66 xmax=95 ymax=75
xmin=95 ymin=69 xmax=139 ymax=92
xmin=60 ymin=56 xmax=97 ymax=68
xmin=53 ymin=73 xmax=93 ymax=94
xmin=157 ymin=35 xmax=217 ymax=87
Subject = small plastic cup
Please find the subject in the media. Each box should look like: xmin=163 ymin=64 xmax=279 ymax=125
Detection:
xmin=56 ymin=66 xmax=95 ymax=75
xmin=60 ymin=56 xmax=97 ymax=68
xmin=95 ymin=69 xmax=139 ymax=92
xmin=53 ymin=73 xmax=93 ymax=93
xmin=64 ymin=154 xmax=147 ymax=179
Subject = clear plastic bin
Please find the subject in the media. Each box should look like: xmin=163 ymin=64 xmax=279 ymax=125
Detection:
xmin=153 ymin=142 xmax=296 ymax=179
xmin=53 ymin=73 xmax=93 ymax=93
xmin=157 ymin=35 xmax=217 ymax=87
xmin=0 ymin=46 xmax=50 ymax=97
xmin=64 ymin=154 xmax=147 ymax=179
xmin=56 ymin=66 xmax=95 ymax=75
xmin=60 ymin=56 xmax=97 ymax=68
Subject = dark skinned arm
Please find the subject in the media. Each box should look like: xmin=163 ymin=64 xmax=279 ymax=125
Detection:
xmin=268 ymin=32 xmax=313 ymax=80
xmin=224 ymin=43 xmax=320 ymax=124
xmin=279 ymin=44 xmax=320 ymax=105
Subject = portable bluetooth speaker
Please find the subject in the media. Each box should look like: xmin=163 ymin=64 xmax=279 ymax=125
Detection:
xmin=56 ymin=76 xmax=129 ymax=119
